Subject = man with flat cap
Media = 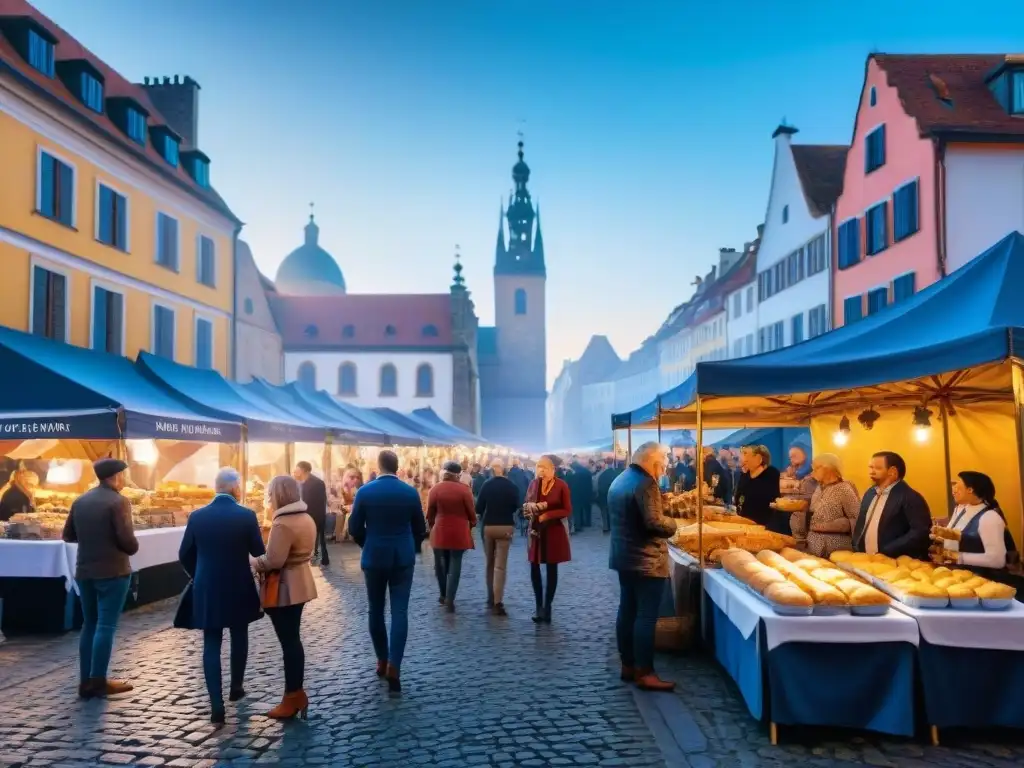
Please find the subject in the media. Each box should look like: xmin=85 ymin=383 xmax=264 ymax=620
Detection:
xmin=63 ymin=457 xmax=139 ymax=698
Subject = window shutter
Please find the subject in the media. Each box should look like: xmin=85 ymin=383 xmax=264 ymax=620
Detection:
xmin=169 ymin=220 xmax=178 ymax=269
xmin=50 ymin=272 xmax=67 ymax=341
xmin=32 ymin=266 xmax=48 ymax=336
xmin=58 ymin=162 xmax=74 ymax=225
xmin=98 ymin=186 xmax=112 ymax=243
xmin=115 ymin=192 xmax=127 ymax=249
xmin=92 ymin=286 xmax=107 ymax=350
xmin=39 ymin=154 xmax=54 ymax=218
xmin=109 ymin=292 xmax=123 ymax=355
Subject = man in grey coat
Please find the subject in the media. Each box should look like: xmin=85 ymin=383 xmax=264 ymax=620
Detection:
xmin=607 ymin=442 xmax=677 ymax=692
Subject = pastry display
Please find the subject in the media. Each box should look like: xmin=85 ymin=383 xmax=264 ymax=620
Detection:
xmin=829 ymin=550 xmax=1018 ymax=610
xmin=757 ymin=551 xmax=847 ymax=606
xmin=670 ymin=523 xmax=795 ymax=562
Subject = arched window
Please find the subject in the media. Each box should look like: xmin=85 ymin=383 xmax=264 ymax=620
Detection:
xmin=379 ymin=363 xmax=397 ymax=397
xmin=342 ymin=324 xmax=355 ymax=339
xmin=296 ymin=361 xmax=316 ymax=390
xmin=338 ymin=362 xmax=357 ymax=396
xmin=304 ymin=324 xmax=318 ymax=338
xmin=384 ymin=324 xmax=397 ymax=337
xmin=415 ymin=363 xmax=434 ymax=397
xmin=514 ymin=288 xmax=527 ymax=315
xmin=422 ymin=324 xmax=438 ymax=337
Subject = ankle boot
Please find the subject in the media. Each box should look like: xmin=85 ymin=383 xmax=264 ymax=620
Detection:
xmin=375 ymin=660 xmax=387 ymax=678
xmin=385 ymin=663 xmax=401 ymax=694
xmin=635 ymin=670 xmax=676 ymax=692
xmin=228 ymin=686 xmax=246 ymax=702
xmin=78 ymin=680 xmax=94 ymax=699
xmin=531 ymin=604 xmax=544 ymax=623
xmin=542 ymin=602 xmax=552 ymax=624
xmin=266 ymin=690 xmax=309 ymax=720
xmin=620 ymin=664 xmax=636 ymax=682
xmin=89 ymin=677 xmax=133 ymax=697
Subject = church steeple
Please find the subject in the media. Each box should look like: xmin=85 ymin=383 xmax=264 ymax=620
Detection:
xmin=495 ymin=202 xmax=506 ymax=260
xmin=495 ymin=138 xmax=545 ymax=276
xmin=451 ymin=244 xmax=466 ymax=290
xmin=533 ymin=202 xmax=545 ymax=261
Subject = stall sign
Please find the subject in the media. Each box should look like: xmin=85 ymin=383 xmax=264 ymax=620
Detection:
xmin=0 ymin=412 xmax=118 ymax=439
xmin=125 ymin=412 xmax=242 ymax=443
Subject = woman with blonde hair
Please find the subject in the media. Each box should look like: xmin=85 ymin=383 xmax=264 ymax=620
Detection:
xmin=250 ymin=475 xmax=318 ymax=720
xmin=524 ymin=455 xmax=572 ymax=623
xmin=734 ymin=444 xmax=783 ymax=533
xmin=794 ymin=454 xmax=860 ymax=557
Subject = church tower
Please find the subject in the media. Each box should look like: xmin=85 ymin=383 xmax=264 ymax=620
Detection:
xmin=487 ymin=139 xmax=547 ymax=449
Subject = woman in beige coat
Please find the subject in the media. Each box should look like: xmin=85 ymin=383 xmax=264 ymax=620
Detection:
xmin=250 ymin=475 xmax=317 ymax=719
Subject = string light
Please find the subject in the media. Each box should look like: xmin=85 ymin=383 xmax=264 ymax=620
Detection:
xmin=833 ymin=415 xmax=851 ymax=447
xmin=912 ymin=406 xmax=933 ymax=443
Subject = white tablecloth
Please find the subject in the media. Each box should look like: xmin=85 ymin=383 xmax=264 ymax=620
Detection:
xmin=704 ymin=569 xmax=920 ymax=652
xmin=667 ymin=544 xmax=698 ymax=567
xmin=893 ymin=601 xmax=1024 ymax=652
xmin=1 ymin=527 xmax=186 ymax=592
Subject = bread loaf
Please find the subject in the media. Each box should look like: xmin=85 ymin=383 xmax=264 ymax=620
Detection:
xmin=846 ymin=583 xmax=891 ymax=606
xmin=759 ymin=551 xmax=846 ymax=605
xmin=763 ymin=581 xmax=813 ymax=607
xmin=747 ymin=565 xmax=787 ymax=593
xmin=975 ymin=581 xmax=1016 ymax=600
xmin=720 ymin=549 xmax=757 ymax=579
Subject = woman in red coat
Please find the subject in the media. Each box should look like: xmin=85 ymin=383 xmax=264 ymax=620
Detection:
xmin=427 ymin=461 xmax=477 ymax=612
xmin=524 ymin=455 xmax=572 ymax=623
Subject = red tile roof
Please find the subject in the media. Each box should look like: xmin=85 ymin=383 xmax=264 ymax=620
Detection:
xmin=0 ymin=0 xmax=239 ymax=222
xmin=874 ymin=53 xmax=1024 ymax=138
xmin=791 ymin=144 xmax=848 ymax=216
xmin=269 ymin=294 xmax=456 ymax=350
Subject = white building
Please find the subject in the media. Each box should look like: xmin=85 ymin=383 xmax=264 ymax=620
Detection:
xmin=755 ymin=125 xmax=846 ymax=353
xmin=547 ymin=336 xmax=621 ymax=448
xmin=656 ymin=306 xmax=693 ymax=394
xmin=725 ymin=235 xmax=761 ymax=359
xmin=611 ymin=342 xmax=660 ymax=418
xmin=580 ymin=378 xmax=616 ymax=443
xmin=547 ymin=361 xmax=575 ymax=450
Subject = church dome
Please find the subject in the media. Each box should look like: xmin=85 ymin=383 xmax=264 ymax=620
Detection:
xmin=274 ymin=215 xmax=347 ymax=296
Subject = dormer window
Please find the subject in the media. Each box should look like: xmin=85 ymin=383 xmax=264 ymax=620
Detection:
xmin=126 ymin=108 xmax=147 ymax=145
xmin=985 ymin=61 xmax=1024 ymax=115
xmin=80 ymin=71 xmax=103 ymax=113
xmin=150 ymin=126 xmax=180 ymax=168
xmin=342 ymin=324 xmax=355 ymax=338
xmin=304 ymin=324 xmax=318 ymax=338
xmin=384 ymin=325 xmax=397 ymax=337
xmin=106 ymin=97 xmax=149 ymax=146
xmin=27 ymin=27 xmax=55 ymax=77
xmin=182 ymin=150 xmax=210 ymax=188
xmin=422 ymin=324 xmax=438 ymax=337
xmin=1014 ymin=71 xmax=1024 ymax=115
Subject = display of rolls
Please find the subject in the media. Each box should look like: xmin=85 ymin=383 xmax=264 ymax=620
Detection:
xmin=756 ymin=551 xmax=847 ymax=605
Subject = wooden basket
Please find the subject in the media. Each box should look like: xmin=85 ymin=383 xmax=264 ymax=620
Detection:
xmin=654 ymin=616 xmax=695 ymax=653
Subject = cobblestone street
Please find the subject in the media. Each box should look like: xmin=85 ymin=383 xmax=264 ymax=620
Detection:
xmin=2 ymin=527 xmax=1024 ymax=767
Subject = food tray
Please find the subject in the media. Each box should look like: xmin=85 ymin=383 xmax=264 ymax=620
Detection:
xmin=812 ymin=604 xmax=850 ymax=616
xmin=850 ymin=604 xmax=890 ymax=616
xmin=949 ymin=597 xmax=980 ymax=610
xmin=720 ymin=570 xmax=814 ymax=616
xmin=981 ymin=598 xmax=1015 ymax=611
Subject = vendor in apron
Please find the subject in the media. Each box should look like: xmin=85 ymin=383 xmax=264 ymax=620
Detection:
xmin=931 ymin=471 xmax=1020 ymax=585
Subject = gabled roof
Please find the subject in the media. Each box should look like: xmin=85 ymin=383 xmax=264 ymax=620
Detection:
xmin=269 ymin=294 xmax=455 ymax=350
xmin=791 ymin=144 xmax=848 ymax=216
xmin=0 ymin=0 xmax=239 ymax=222
xmin=873 ymin=53 xmax=1024 ymax=138
xmin=576 ymin=335 xmax=621 ymax=384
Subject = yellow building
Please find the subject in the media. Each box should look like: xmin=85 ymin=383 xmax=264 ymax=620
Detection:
xmin=0 ymin=4 xmax=241 ymax=376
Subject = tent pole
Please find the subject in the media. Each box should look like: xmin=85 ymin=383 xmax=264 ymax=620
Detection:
xmin=696 ymin=396 xmax=705 ymax=642
xmin=657 ymin=397 xmax=663 ymax=444
xmin=1012 ymin=361 xmax=1024 ymax=549
xmin=239 ymin=426 xmax=248 ymax=493
xmin=939 ymin=399 xmax=954 ymax=517
xmin=627 ymin=426 xmax=632 ymax=460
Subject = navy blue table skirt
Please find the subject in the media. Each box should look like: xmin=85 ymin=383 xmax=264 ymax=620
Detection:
xmin=706 ymin=595 xmax=916 ymax=736
xmin=918 ymin=639 xmax=1024 ymax=730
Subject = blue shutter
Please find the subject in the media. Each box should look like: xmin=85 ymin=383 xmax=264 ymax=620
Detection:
xmin=58 ymin=161 xmax=74 ymax=225
xmin=115 ymin=192 xmax=127 ymax=249
xmin=39 ymin=153 xmax=54 ymax=218
xmin=32 ymin=266 xmax=48 ymax=336
xmin=867 ymin=288 xmax=888 ymax=315
xmin=792 ymin=313 xmax=804 ymax=344
xmin=50 ymin=272 xmax=66 ymax=342
xmin=844 ymin=296 xmax=863 ymax=325
xmin=894 ymin=273 xmax=916 ymax=302
xmin=196 ymin=319 xmax=212 ymax=369
xmin=98 ymin=186 xmax=112 ymax=244
xmin=92 ymin=287 xmax=107 ymax=351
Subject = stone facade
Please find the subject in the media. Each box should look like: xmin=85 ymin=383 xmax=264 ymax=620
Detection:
xmin=233 ymin=240 xmax=284 ymax=383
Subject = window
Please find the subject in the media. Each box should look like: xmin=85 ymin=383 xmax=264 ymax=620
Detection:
xmin=158 ymin=133 xmax=179 ymax=167
xmin=384 ymin=324 xmax=397 ymax=337
xmin=745 ymin=286 xmax=754 ymax=312
xmin=126 ymin=108 xmax=147 ymax=146
xmin=91 ymin=286 xmax=123 ymax=355
xmin=195 ymin=317 xmax=213 ymax=369
xmin=1014 ymin=72 xmax=1024 ymax=115
xmin=772 ymin=321 xmax=784 ymax=349
xmin=731 ymin=293 xmax=741 ymax=319
xmin=96 ymin=184 xmax=127 ymax=250
xmin=156 ymin=213 xmax=179 ymax=271
xmin=865 ymin=125 xmax=886 ymax=173
xmin=304 ymin=324 xmax=318 ymax=338
xmin=297 ymin=361 xmax=316 ymax=389
xmin=197 ymin=235 xmax=216 ymax=287
xmin=342 ymin=324 xmax=355 ymax=338
xmin=893 ymin=272 xmax=916 ymax=303
xmin=191 ymin=158 xmax=210 ymax=188
xmin=27 ymin=28 xmax=54 ymax=77
xmin=893 ymin=180 xmax=919 ymax=242
xmin=80 ymin=72 xmax=103 ymax=113
xmin=514 ymin=288 xmax=527 ymax=315
xmin=806 ymin=234 xmax=827 ymax=276
xmin=808 ymin=304 xmax=828 ymax=338
xmin=338 ymin=363 xmax=357 ymax=396
xmin=422 ymin=324 xmax=439 ymax=337
xmin=31 ymin=265 xmax=67 ymax=341
xmin=416 ymin=363 xmax=434 ymax=397
xmin=786 ymin=248 xmax=803 ymax=285
xmin=867 ymin=287 xmax=888 ymax=315
xmin=37 ymin=151 xmax=75 ymax=227
xmin=379 ymin=364 xmax=398 ymax=397
xmin=866 ymin=201 xmax=888 ymax=255
xmin=869 ymin=86 xmax=877 ymax=107
xmin=152 ymin=304 xmax=175 ymax=360
xmin=843 ymin=295 xmax=863 ymax=325
xmin=243 ymin=298 xmax=254 ymax=315
xmin=744 ymin=334 xmax=753 ymax=356
xmin=733 ymin=339 xmax=743 ymax=358
xmin=782 ymin=205 xmax=789 ymax=224
xmin=791 ymin=313 xmax=804 ymax=345
xmin=837 ymin=218 xmax=860 ymax=269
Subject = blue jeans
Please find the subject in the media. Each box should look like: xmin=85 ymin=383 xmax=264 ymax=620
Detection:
xmin=202 ymin=626 xmax=248 ymax=708
xmin=78 ymin=575 xmax=131 ymax=682
xmin=364 ymin=565 xmax=414 ymax=668
xmin=433 ymin=549 xmax=464 ymax=602
xmin=616 ymin=571 xmax=665 ymax=670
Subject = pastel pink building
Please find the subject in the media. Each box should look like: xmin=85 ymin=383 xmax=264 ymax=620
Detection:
xmin=833 ymin=54 xmax=1024 ymax=327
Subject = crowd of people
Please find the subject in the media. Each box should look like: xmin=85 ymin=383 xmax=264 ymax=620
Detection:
xmin=54 ymin=440 xmax=1022 ymax=727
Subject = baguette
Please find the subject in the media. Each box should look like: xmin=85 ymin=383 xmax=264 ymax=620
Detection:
xmin=763 ymin=580 xmax=813 ymax=607
xmin=748 ymin=565 xmax=787 ymax=593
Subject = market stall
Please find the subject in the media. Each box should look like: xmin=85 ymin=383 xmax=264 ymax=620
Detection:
xmin=0 ymin=328 xmax=242 ymax=633
xmin=610 ymin=232 xmax=1024 ymax=741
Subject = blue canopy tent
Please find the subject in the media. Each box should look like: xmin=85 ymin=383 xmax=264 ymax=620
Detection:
xmin=286 ymin=386 xmax=424 ymax=446
xmin=410 ymin=407 xmax=488 ymax=447
xmin=0 ymin=327 xmax=241 ymax=442
xmin=373 ymin=407 xmax=456 ymax=446
xmin=239 ymin=379 xmax=386 ymax=445
xmin=614 ymin=231 xmax=1024 ymax=430
xmin=136 ymin=352 xmax=324 ymax=443
xmin=712 ymin=427 xmax=811 ymax=466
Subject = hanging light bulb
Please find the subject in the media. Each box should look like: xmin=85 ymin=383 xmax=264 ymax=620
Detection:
xmin=127 ymin=439 xmax=159 ymax=466
xmin=912 ymin=406 xmax=933 ymax=443
xmin=46 ymin=459 xmax=82 ymax=486
xmin=833 ymin=415 xmax=851 ymax=446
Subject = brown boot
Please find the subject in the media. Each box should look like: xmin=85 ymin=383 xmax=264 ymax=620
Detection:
xmin=620 ymin=665 xmax=636 ymax=682
xmin=89 ymin=677 xmax=133 ymax=697
xmin=375 ymin=660 xmax=387 ymax=678
xmin=78 ymin=680 xmax=95 ymax=699
xmin=266 ymin=690 xmax=308 ymax=720
xmin=635 ymin=670 xmax=676 ymax=692
xmin=385 ymin=663 xmax=401 ymax=694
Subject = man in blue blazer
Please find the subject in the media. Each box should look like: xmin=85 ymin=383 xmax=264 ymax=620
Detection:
xmin=347 ymin=450 xmax=426 ymax=692
xmin=853 ymin=451 xmax=932 ymax=560
xmin=178 ymin=467 xmax=266 ymax=724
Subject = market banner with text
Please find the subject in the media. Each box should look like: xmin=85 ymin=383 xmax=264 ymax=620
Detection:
xmin=123 ymin=412 xmax=242 ymax=443
xmin=0 ymin=411 xmax=119 ymax=440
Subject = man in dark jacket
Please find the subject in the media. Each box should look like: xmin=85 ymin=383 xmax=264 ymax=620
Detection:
xmin=853 ymin=451 xmax=932 ymax=559
xmin=608 ymin=443 xmax=678 ymax=692
xmin=569 ymin=460 xmax=594 ymax=532
xmin=178 ymin=467 xmax=266 ymax=723
xmin=62 ymin=457 xmax=139 ymax=699
xmin=597 ymin=461 xmax=624 ymax=533
xmin=476 ymin=459 xmax=521 ymax=615
xmin=294 ymin=462 xmax=329 ymax=566
xmin=470 ymin=463 xmax=487 ymax=499
xmin=702 ymin=447 xmax=731 ymax=503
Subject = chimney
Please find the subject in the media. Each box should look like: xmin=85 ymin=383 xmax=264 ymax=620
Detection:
xmin=719 ymin=247 xmax=740 ymax=274
xmin=756 ymin=223 xmax=765 ymax=239
xmin=139 ymin=75 xmax=201 ymax=147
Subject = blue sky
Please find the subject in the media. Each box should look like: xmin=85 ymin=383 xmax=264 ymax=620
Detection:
xmin=33 ymin=0 xmax=1024 ymax=385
